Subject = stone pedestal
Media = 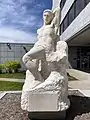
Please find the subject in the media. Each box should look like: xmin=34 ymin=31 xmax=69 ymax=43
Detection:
xmin=26 ymin=91 xmax=69 ymax=119
xmin=28 ymin=91 xmax=59 ymax=111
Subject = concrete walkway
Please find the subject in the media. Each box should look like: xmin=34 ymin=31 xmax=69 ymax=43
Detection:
xmin=68 ymin=69 xmax=90 ymax=97
xmin=67 ymin=69 xmax=90 ymax=81
xmin=0 ymin=78 xmax=24 ymax=83
xmin=68 ymin=80 xmax=90 ymax=90
xmin=81 ymin=90 xmax=90 ymax=97
xmin=68 ymin=80 xmax=90 ymax=97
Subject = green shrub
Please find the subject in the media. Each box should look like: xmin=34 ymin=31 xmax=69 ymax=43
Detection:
xmin=4 ymin=60 xmax=21 ymax=73
xmin=0 ymin=64 xmax=6 ymax=73
xmin=1 ymin=64 xmax=6 ymax=73
xmin=0 ymin=64 xmax=3 ymax=73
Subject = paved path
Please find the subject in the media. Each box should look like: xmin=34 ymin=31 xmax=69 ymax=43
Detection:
xmin=0 ymin=78 xmax=24 ymax=83
xmin=81 ymin=90 xmax=90 ymax=97
xmin=67 ymin=69 xmax=90 ymax=97
xmin=67 ymin=69 xmax=90 ymax=81
xmin=68 ymin=80 xmax=90 ymax=97
xmin=68 ymin=80 xmax=90 ymax=90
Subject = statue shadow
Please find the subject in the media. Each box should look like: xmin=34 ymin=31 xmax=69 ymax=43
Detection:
xmin=66 ymin=95 xmax=90 ymax=120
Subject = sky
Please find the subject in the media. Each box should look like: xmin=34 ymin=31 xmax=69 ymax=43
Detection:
xmin=0 ymin=0 xmax=52 ymax=43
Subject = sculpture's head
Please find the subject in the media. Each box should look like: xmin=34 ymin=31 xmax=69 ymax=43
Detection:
xmin=43 ymin=10 xmax=54 ymax=25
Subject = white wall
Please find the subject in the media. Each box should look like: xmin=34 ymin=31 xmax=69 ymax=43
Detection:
xmin=52 ymin=0 xmax=61 ymax=8
xmin=60 ymin=3 xmax=90 ymax=41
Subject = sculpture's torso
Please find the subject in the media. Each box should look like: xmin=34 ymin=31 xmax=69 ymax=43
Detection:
xmin=34 ymin=25 xmax=58 ymax=55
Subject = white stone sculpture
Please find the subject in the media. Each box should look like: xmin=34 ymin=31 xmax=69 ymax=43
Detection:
xmin=21 ymin=7 xmax=70 ymax=116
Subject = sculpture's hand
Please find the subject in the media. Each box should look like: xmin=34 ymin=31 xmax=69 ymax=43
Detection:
xmin=52 ymin=7 xmax=60 ymax=35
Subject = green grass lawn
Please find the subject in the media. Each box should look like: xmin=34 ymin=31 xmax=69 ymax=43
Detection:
xmin=0 ymin=72 xmax=25 ymax=79
xmin=0 ymin=81 xmax=24 ymax=91
xmin=0 ymin=71 xmax=77 ymax=80
xmin=0 ymin=72 xmax=77 ymax=91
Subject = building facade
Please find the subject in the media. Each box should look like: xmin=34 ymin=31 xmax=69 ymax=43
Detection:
xmin=53 ymin=0 xmax=90 ymax=71
xmin=0 ymin=43 xmax=33 ymax=69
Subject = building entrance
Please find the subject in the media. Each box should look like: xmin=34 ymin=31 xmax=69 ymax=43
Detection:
xmin=77 ymin=47 xmax=90 ymax=71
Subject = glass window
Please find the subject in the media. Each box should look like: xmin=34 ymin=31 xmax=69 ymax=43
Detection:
xmin=60 ymin=23 xmax=64 ymax=34
xmin=60 ymin=0 xmax=66 ymax=10
xmin=63 ymin=15 xmax=68 ymax=31
xmin=7 ymin=52 xmax=14 ymax=57
xmin=68 ymin=4 xmax=75 ymax=25
xmin=85 ymin=0 xmax=90 ymax=5
xmin=1 ymin=52 xmax=7 ymax=57
xmin=75 ymin=0 xmax=84 ymax=17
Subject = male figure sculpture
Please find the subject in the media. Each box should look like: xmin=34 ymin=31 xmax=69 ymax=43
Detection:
xmin=21 ymin=7 xmax=70 ymax=114
xmin=22 ymin=8 xmax=60 ymax=82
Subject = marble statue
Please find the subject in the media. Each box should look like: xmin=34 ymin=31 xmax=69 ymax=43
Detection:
xmin=21 ymin=7 xmax=70 ymax=116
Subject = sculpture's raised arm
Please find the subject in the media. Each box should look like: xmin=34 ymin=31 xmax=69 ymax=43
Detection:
xmin=51 ymin=7 xmax=61 ymax=35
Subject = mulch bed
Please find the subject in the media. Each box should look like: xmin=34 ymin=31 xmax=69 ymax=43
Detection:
xmin=0 ymin=93 xmax=29 ymax=120
xmin=0 ymin=91 xmax=90 ymax=120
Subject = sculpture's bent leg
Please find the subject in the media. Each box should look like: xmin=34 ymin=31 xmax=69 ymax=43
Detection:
xmin=22 ymin=46 xmax=45 ymax=81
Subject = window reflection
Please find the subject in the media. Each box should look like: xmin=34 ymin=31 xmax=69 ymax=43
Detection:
xmin=85 ymin=0 xmax=90 ymax=5
xmin=60 ymin=0 xmax=66 ymax=10
xmin=63 ymin=16 xmax=68 ymax=31
xmin=60 ymin=23 xmax=64 ymax=34
xmin=75 ymin=0 xmax=84 ymax=17
xmin=68 ymin=4 xmax=75 ymax=25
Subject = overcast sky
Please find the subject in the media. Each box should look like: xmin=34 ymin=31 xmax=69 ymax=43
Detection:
xmin=0 ymin=0 xmax=52 ymax=43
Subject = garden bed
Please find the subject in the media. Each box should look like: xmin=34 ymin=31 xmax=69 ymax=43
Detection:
xmin=0 ymin=90 xmax=90 ymax=120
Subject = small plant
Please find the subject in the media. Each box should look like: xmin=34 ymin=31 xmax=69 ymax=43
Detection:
xmin=11 ymin=61 xmax=21 ymax=73
xmin=0 ymin=64 xmax=3 ymax=73
xmin=4 ymin=60 xmax=21 ymax=73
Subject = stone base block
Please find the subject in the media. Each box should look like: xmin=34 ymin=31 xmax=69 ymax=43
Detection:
xmin=27 ymin=91 xmax=69 ymax=119
xmin=28 ymin=91 xmax=59 ymax=111
xmin=28 ymin=111 xmax=66 ymax=120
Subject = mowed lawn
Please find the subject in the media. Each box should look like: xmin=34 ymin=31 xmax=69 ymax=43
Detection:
xmin=0 ymin=72 xmax=77 ymax=91
xmin=0 ymin=81 xmax=24 ymax=91
xmin=0 ymin=72 xmax=25 ymax=79
xmin=0 ymin=72 xmax=25 ymax=91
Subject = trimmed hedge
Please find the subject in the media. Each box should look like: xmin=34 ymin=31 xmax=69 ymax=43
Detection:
xmin=0 ymin=60 xmax=21 ymax=73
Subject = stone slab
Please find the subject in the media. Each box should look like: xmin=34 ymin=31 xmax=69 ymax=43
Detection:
xmin=28 ymin=91 xmax=59 ymax=112
xmin=81 ymin=90 xmax=90 ymax=97
xmin=0 ymin=92 xmax=6 ymax=99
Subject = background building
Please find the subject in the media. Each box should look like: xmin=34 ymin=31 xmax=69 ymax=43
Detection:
xmin=0 ymin=43 xmax=33 ymax=69
xmin=53 ymin=0 xmax=90 ymax=71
